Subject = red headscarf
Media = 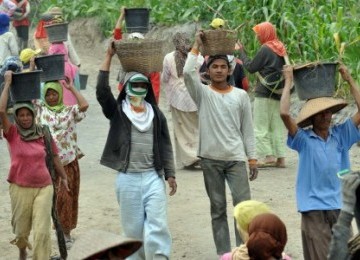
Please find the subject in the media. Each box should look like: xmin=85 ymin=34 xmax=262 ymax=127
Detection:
xmin=34 ymin=20 xmax=48 ymax=39
xmin=253 ymin=21 xmax=287 ymax=57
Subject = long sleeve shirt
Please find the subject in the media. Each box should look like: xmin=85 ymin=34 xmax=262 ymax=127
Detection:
xmin=183 ymin=52 xmax=256 ymax=161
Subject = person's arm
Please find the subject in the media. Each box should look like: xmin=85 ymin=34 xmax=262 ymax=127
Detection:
xmin=280 ymin=65 xmax=298 ymax=137
xmin=66 ymin=35 xmax=81 ymax=67
xmin=21 ymin=1 xmax=30 ymax=18
xmin=339 ymin=65 xmax=360 ymax=126
xmin=113 ymin=7 xmax=125 ymax=40
xmin=96 ymin=40 xmax=117 ymax=119
xmin=238 ymin=45 xmax=268 ymax=73
xmin=0 ymin=71 xmax=13 ymax=134
xmin=183 ymin=31 xmax=205 ymax=103
xmin=64 ymin=82 xmax=89 ymax=112
xmin=53 ymin=154 xmax=70 ymax=192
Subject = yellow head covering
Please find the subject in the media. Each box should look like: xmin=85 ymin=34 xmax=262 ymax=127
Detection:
xmin=19 ymin=48 xmax=41 ymax=64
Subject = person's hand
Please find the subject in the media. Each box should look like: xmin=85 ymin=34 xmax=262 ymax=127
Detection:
xmin=249 ymin=164 xmax=258 ymax=181
xmin=194 ymin=31 xmax=204 ymax=49
xmin=341 ymin=171 xmax=360 ymax=214
xmin=107 ymin=39 xmax=116 ymax=57
xmin=282 ymin=65 xmax=293 ymax=82
xmin=235 ymin=40 xmax=243 ymax=51
xmin=339 ymin=64 xmax=352 ymax=82
xmin=4 ymin=71 xmax=13 ymax=86
xmin=29 ymin=57 xmax=36 ymax=71
xmin=167 ymin=177 xmax=177 ymax=196
xmin=61 ymin=178 xmax=70 ymax=192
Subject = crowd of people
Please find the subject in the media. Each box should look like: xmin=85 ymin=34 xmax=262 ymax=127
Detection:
xmin=1 ymin=3 xmax=360 ymax=260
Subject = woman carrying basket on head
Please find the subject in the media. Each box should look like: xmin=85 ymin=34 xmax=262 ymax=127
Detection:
xmin=238 ymin=21 xmax=288 ymax=168
xmin=0 ymin=71 xmax=69 ymax=260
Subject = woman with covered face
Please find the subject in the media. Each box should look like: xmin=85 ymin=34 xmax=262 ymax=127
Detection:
xmin=34 ymin=79 xmax=89 ymax=249
xmin=0 ymin=71 xmax=69 ymax=260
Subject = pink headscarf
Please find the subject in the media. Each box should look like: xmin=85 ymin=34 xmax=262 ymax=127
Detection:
xmin=253 ymin=22 xmax=287 ymax=57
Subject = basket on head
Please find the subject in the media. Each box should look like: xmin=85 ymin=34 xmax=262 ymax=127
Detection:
xmin=200 ymin=30 xmax=237 ymax=56
xmin=44 ymin=23 xmax=68 ymax=43
xmin=125 ymin=8 xmax=151 ymax=34
xmin=79 ymin=74 xmax=88 ymax=90
xmin=114 ymin=39 xmax=165 ymax=75
xmin=293 ymin=61 xmax=338 ymax=100
xmin=11 ymin=70 xmax=42 ymax=101
xmin=35 ymin=54 xmax=65 ymax=82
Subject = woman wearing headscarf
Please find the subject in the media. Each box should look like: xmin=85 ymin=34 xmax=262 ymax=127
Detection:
xmin=34 ymin=80 xmax=88 ymax=249
xmin=11 ymin=0 xmax=30 ymax=50
xmin=247 ymin=213 xmax=288 ymax=260
xmin=48 ymin=42 xmax=81 ymax=105
xmin=0 ymin=71 xmax=69 ymax=260
xmin=239 ymin=21 xmax=288 ymax=168
xmin=161 ymin=32 xmax=203 ymax=169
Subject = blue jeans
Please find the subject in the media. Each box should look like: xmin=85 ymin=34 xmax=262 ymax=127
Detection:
xmin=115 ymin=170 xmax=171 ymax=260
xmin=200 ymin=159 xmax=251 ymax=255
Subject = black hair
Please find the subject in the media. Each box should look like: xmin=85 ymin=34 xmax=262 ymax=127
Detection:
xmin=206 ymin=55 xmax=230 ymax=68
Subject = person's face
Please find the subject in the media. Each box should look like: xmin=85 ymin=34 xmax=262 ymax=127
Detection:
xmin=312 ymin=109 xmax=332 ymax=130
xmin=131 ymin=82 xmax=148 ymax=90
xmin=207 ymin=59 xmax=231 ymax=84
xmin=16 ymin=108 xmax=33 ymax=129
xmin=45 ymin=89 xmax=59 ymax=107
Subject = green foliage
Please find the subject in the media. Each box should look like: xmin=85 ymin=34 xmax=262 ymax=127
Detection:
xmin=35 ymin=0 xmax=359 ymax=84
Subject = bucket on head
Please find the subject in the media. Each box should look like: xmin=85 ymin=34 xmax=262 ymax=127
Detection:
xmin=35 ymin=54 xmax=65 ymax=82
xmin=44 ymin=23 xmax=68 ymax=43
xmin=293 ymin=62 xmax=338 ymax=100
xmin=125 ymin=8 xmax=150 ymax=34
xmin=10 ymin=70 xmax=42 ymax=102
xmin=79 ymin=74 xmax=88 ymax=90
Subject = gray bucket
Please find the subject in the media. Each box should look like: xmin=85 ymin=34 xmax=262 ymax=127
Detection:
xmin=79 ymin=74 xmax=88 ymax=90
xmin=293 ymin=62 xmax=338 ymax=100
xmin=35 ymin=54 xmax=65 ymax=82
xmin=10 ymin=70 xmax=42 ymax=102
xmin=125 ymin=8 xmax=150 ymax=34
xmin=44 ymin=23 xmax=68 ymax=43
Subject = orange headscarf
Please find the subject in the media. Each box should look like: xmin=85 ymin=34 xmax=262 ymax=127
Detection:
xmin=34 ymin=20 xmax=48 ymax=39
xmin=253 ymin=22 xmax=287 ymax=57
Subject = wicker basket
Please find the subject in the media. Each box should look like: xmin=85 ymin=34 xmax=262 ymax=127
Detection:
xmin=293 ymin=61 xmax=338 ymax=100
xmin=44 ymin=23 xmax=68 ymax=43
xmin=114 ymin=39 xmax=164 ymax=74
xmin=200 ymin=30 xmax=237 ymax=56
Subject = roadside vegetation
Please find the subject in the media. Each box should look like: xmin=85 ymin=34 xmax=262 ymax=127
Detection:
xmin=31 ymin=0 xmax=359 ymax=93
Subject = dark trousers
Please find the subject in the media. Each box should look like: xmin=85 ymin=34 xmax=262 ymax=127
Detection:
xmin=301 ymin=210 xmax=340 ymax=260
xmin=200 ymin=158 xmax=251 ymax=255
xmin=15 ymin=25 xmax=29 ymax=49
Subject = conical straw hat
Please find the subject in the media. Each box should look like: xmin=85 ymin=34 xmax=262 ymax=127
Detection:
xmin=296 ymin=97 xmax=348 ymax=128
xmin=67 ymin=230 xmax=142 ymax=260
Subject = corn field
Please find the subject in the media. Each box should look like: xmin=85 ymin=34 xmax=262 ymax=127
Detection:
xmin=35 ymin=0 xmax=359 ymax=84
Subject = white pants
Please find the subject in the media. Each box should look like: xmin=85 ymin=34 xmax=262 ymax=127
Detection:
xmin=116 ymin=170 xmax=171 ymax=260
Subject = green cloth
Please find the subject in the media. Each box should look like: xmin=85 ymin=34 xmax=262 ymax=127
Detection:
xmin=43 ymin=81 xmax=65 ymax=112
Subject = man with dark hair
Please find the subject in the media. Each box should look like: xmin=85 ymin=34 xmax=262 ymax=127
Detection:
xmin=183 ymin=31 xmax=258 ymax=257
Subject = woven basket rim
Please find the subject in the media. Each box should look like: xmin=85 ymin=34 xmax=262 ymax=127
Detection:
xmin=44 ymin=22 xmax=69 ymax=28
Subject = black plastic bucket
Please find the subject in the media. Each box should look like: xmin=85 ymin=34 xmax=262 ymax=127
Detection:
xmin=10 ymin=70 xmax=42 ymax=102
xmin=44 ymin=23 xmax=68 ymax=43
xmin=125 ymin=8 xmax=150 ymax=34
xmin=293 ymin=62 xmax=338 ymax=100
xmin=35 ymin=54 xmax=65 ymax=82
xmin=79 ymin=74 xmax=88 ymax=90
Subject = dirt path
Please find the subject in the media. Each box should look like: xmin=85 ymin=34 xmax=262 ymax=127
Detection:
xmin=1 ymin=20 xmax=360 ymax=260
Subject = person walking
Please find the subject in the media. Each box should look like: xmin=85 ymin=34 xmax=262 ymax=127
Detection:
xmin=162 ymin=32 xmax=203 ymax=169
xmin=0 ymin=71 xmax=69 ymax=260
xmin=96 ymin=41 xmax=177 ymax=260
xmin=183 ymin=31 xmax=258 ymax=257
xmin=280 ymin=64 xmax=360 ymax=260
xmin=11 ymin=0 xmax=30 ymax=50
xmin=34 ymin=80 xmax=88 ymax=249
xmin=239 ymin=21 xmax=288 ymax=168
